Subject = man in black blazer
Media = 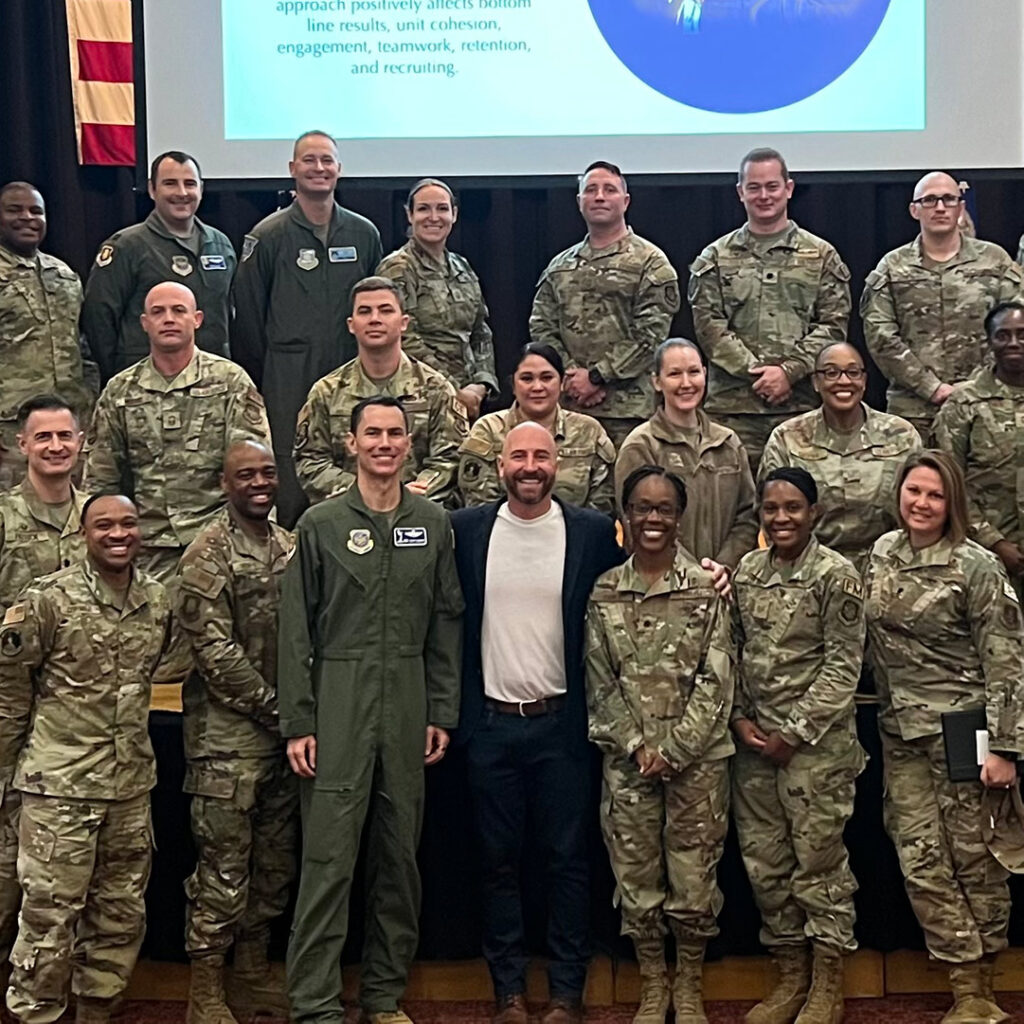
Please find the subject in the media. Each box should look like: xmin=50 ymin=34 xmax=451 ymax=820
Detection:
xmin=451 ymin=421 xmax=623 ymax=1024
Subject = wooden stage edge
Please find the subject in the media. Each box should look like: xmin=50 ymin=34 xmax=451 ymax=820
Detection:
xmin=127 ymin=949 xmax=1024 ymax=1004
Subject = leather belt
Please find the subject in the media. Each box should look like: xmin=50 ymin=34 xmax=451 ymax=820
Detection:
xmin=485 ymin=695 xmax=567 ymax=718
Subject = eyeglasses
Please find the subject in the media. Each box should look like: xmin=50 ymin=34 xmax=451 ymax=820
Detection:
xmin=814 ymin=366 xmax=865 ymax=382
xmin=627 ymin=503 xmax=679 ymax=519
xmin=910 ymin=194 xmax=962 ymax=209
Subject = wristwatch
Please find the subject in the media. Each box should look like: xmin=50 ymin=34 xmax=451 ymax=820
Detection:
xmin=588 ymin=367 xmax=606 ymax=387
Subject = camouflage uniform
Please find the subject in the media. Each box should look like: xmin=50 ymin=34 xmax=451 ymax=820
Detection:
xmin=0 ymin=559 xmax=169 ymax=1023
xmin=759 ymin=404 xmax=922 ymax=575
xmin=0 ymin=480 xmax=87 ymax=970
xmin=861 ymin=235 xmax=1024 ymax=440
xmin=376 ymin=239 xmax=498 ymax=394
xmin=0 ymin=243 xmax=93 ymax=491
xmin=732 ymin=538 xmax=866 ymax=952
xmin=585 ymin=551 xmax=734 ymax=941
xmin=175 ymin=507 xmax=298 ymax=959
xmin=293 ymin=351 xmax=467 ymax=507
xmin=83 ymin=350 xmax=271 ymax=582
xmin=614 ymin=408 xmax=758 ymax=568
xmin=935 ymin=367 xmax=1024 ymax=593
xmin=457 ymin=404 xmax=616 ymax=514
xmin=529 ymin=230 xmax=680 ymax=448
xmin=688 ymin=221 xmax=851 ymax=469
xmin=80 ymin=212 xmax=236 ymax=384
xmin=865 ymin=531 xmax=1024 ymax=962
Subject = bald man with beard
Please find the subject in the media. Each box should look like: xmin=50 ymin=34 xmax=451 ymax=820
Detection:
xmin=862 ymin=170 xmax=1024 ymax=442
xmin=451 ymin=422 xmax=624 ymax=1024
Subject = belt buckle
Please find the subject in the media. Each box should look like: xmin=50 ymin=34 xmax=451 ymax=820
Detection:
xmin=518 ymin=701 xmax=528 ymax=717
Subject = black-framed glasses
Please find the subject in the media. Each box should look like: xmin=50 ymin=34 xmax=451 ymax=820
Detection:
xmin=910 ymin=193 xmax=962 ymax=209
xmin=627 ymin=502 xmax=679 ymax=519
xmin=814 ymin=367 xmax=866 ymax=382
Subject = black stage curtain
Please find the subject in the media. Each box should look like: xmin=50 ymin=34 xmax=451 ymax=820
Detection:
xmin=8 ymin=0 xmax=1024 ymax=964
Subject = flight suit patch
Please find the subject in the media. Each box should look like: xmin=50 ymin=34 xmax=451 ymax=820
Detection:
xmin=347 ymin=529 xmax=373 ymax=555
xmin=241 ymin=236 xmax=258 ymax=262
xmin=0 ymin=630 xmax=22 ymax=657
xmin=328 ymin=246 xmax=357 ymax=263
xmin=394 ymin=527 xmax=427 ymax=547
xmin=171 ymin=256 xmax=193 ymax=277
xmin=297 ymin=249 xmax=319 ymax=271
xmin=200 ymin=255 xmax=227 ymax=271
xmin=96 ymin=244 xmax=114 ymax=268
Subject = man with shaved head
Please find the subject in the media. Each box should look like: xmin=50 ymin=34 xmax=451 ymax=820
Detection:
xmin=84 ymin=281 xmax=270 ymax=710
xmin=174 ymin=440 xmax=297 ymax=1023
xmin=451 ymin=421 xmax=624 ymax=1024
xmin=0 ymin=181 xmax=94 ymax=489
xmin=233 ymin=130 xmax=383 ymax=527
xmin=862 ymin=170 xmax=1024 ymax=441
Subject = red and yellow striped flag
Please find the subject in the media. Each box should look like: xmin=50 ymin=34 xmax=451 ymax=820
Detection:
xmin=66 ymin=0 xmax=135 ymax=166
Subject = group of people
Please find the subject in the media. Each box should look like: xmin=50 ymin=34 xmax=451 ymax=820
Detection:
xmin=0 ymin=133 xmax=1024 ymax=1024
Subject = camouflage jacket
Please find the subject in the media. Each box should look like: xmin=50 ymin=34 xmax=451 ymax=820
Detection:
xmin=458 ymin=404 xmax=616 ymax=514
xmin=688 ymin=221 xmax=851 ymax=416
xmin=529 ymin=229 xmax=679 ymax=421
xmin=733 ymin=538 xmax=864 ymax=746
xmin=0 ymin=479 xmax=86 ymax=613
xmin=0 ymin=559 xmax=170 ymax=799
xmin=377 ymin=239 xmax=498 ymax=393
xmin=935 ymin=368 xmax=1024 ymax=551
xmin=81 ymin=212 xmax=235 ymax=382
xmin=759 ymin=404 xmax=922 ymax=575
xmin=861 ymin=235 xmax=1024 ymax=420
xmin=585 ymin=550 xmax=735 ymax=770
xmin=615 ymin=408 xmax=758 ymax=567
xmin=176 ymin=508 xmax=295 ymax=764
xmin=293 ymin=351 xmax=467 ymax=506
xmin=866 ymin=531 xmax=1024 ymax=749
xmin=0 ymin=243 xmax=92 ymax=426
xmin=83 ymin=350 xmax=271 ymax=550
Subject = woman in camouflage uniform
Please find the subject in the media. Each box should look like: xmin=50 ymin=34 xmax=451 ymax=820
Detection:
xmin=376 ymin=177 xmax=498 ymax=419
xmin=615 ymin=338 xmax=757 ymax=569
xmin=866 ymin=450 xmax=1024 ymax=1024
xmin=586 ymin=466 xmax=734 ymax=1024
xmin=458 ymin=343 xmax=616 ymax=513
xmin=732 ymin=467 xmax=865 ymax=1024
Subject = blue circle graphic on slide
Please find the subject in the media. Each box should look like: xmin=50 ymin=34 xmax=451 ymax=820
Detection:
xmin=586 ymin=0 xmax=893 ymax=114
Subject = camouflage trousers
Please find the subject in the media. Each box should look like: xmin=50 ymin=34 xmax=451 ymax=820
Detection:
xmin=600 ymin=754 xmax=729 ymax=942
xmin=732 ymin=726 xmax=865 ymax=953
xmin=8 ymin=791 xmax=152 ymax=1024
xmin=184 ymin=755 xmax=299 ymax=958
xmin=881 ymin=729 xmax=1011 ymax=963
xmin=709 ymin=412 xmax=798 ymax=474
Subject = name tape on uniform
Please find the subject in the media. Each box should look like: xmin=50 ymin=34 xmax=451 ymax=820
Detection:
xmin=394 ymin=527 xmax=427 ymax=547
xmin=329 ymin=246 xmax=358 ymax=263
xmin=200 ymin=255 xmax=228 ymax=271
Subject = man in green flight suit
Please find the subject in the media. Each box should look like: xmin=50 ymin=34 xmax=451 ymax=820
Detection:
xmin=278 ymin=395 xmax=463 ymax=1024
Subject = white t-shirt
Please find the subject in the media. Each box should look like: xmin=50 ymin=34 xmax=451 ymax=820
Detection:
xmin=481 ymin=502 xmax=567 ymax=702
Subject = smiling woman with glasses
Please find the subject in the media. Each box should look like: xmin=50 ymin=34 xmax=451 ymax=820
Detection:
xmin=758 ymin=341 xmax=922 ymax=574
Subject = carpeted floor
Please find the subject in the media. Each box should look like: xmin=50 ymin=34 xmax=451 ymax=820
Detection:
xmin=108 ymin=994 xmax=1024 ymax=1022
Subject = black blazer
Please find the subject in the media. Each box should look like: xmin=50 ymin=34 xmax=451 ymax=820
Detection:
xmin=450 ymin=497 xmax=625 ymax=753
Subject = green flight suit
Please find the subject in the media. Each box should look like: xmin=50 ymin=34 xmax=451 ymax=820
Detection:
xmin=81 ymin=211 xmax=236 ymax=383
xmin=277 ymin=486 xmax=463 ymax=1021
xmin=232 ymin=201 xmax=383 ymax=528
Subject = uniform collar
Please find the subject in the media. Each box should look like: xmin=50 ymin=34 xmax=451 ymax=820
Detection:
xmin=888 ymin=531 xmax=955 ymax=567
xmin=223 ymin=505 xmax=289 ymax=563
xmin=578 ymin=227 xmax=634 ymax=259
xmin=144 ymin=209 xmax=207 ymax=243
xmin=342 ymin=481 xmax=416 ymax=523
xmin=647 ymin=407 xmax=731 ymax=453
xmin=80 ymin=557 xmax=152 ymax=616
xmin=18 ymin=477 xmax=84 ymax=538
xmin=615 ymin=548 xmax=704 ymax=598
xmin=733 ymin=220 xmax=800 ymax=251
xmin=506 ymin=403 xmax=567 ymax=442
xmin=910 ymin=233 xmax=983 ymax=269
xmin=288 ymin=199 xmax=344 ymax=235
xmin=750 ymin=536 xmax=821 ymax=584
xmin=137 ymin=349 xmax=203 ymax=392
xmin=408 ymin=236 xmax=453 ymax=271
xmin=0 ymin=242 xmax=39 ymax=269
xmin=807 ymin=403 xmax=878 ymax=452
xmin=351 ymin=349 xmax=412 ymax=391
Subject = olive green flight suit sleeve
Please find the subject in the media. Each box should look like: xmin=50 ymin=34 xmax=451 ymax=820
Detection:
xmin=688 ymin=249 xmax=762 ymax=378
xmin=231 ymin=233 xmax=274 ymax=388
xmin=276 ymin=518 xmax=320 ymax=739
xmin=293 ymin=384 xmax=352 ymax=504
xmin=861 ymin=261 xmax=942 ymax=402
xmin=967 ymin=557 xmax=1024 ymax=753
xmin=81 ymin=240 xmax=133 ymax=384
xmin=176 ymin=550 xmax=277 ymax=730
xmin=424 ymin=521 xmax=464 ymax=729
xmin=82 ymin=387 xmax=132 ymax=495
xmin=591 ymin=256 xmax=679 ymax=386
xmin=777 ymin=568 xmax=864 ymax=747
xmin=585 ymin=598 xmax=645 ymax=757
xmin=658 ymin=593 xmax=735 ymax=771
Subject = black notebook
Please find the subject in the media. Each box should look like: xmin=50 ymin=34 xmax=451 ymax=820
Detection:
xmin=941 ymin=707 xmax=987 ymax=783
